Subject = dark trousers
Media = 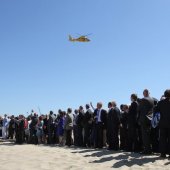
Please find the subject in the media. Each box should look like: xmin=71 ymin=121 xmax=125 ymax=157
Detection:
xmin=141 ymin=125 xmax=152 ymax=152
xmin=30 ymin=129 xmax=38 ymax=144
xmin=66 ymin=129 xmax=72 ymax=146
xmin=120 ymin=127 xmax=128 ymax=150
xmin=15 ymin=130 xmax=24 ymax=144
xmin=47 ymin=127 xmax=53 ymax=144
xmin=73 ymin=125 xmax=78 ymax=146
xmin=107 ymin=126 xmax=119 ymax=150
xmin=77 ymin=126 xmax=83 ymax=147
xmin=90 ymin=126 xmax=95 ymax=147
xmin=84 ymin=124 xmax=91 ymax=147
xmin=151 ymin=127 xmax=159 ymax=153
xmin=159 ymin=128 xmax=170 ymax=155
xmin=136 ymin=125 xmax=143 ymax=152
xmin=9 ymin=128 xmax=15 ymax=139
xmin=127 ymin=125 xmax=138 ymax=152
xmin=94 ymin=123 xmax=103 ymax=148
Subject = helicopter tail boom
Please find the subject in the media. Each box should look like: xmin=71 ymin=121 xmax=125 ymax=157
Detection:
xmin=69 ymin=35 xmax=75 ymax=42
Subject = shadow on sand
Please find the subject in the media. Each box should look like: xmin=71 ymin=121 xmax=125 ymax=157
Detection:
xmin=111 ymin=153 xmax=160 ymax=168
xmin=71 ymin=147 xmax=161 ymax=168
xmin=0 ymin=140 xmax=168 ymax=168
xmin=84 ymin=150 xmax=161 ymax=168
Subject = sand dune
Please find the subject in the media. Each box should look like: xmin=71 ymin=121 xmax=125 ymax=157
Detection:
xmin=0 ymin=141 xmax=170 ymax=170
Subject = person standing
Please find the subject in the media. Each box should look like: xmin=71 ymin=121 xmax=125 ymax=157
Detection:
xmin=42 ymin=115 xmax=48 ymax=144
xmin=64 ymin=108 xmax=73 ymax=147
xmin=73 ymin=109 xmax=78 ymax=146
xmin=138 ymin=89 xmax=154 ymax=154
xmin=24 ymin=117 xmax=31 ymax=143
xmin=57 ymin=111 xmax=65 ymax=145
xmin=8 ymin=115 xmax=15 ymax=139
xmin=107 ymin=102 xmax=120 ymax=150
xmin=29 ymin=113 xmax=38 ymax=144
xmin=155 ymin=89 xmax=170 ymax=158
xmin=0 ymin=117 xmax=3 ymax=137
xmin=76 ymin=106 xmax=85 ymax=147
xmin=120 ymin=105 xmax=128 ymax=150
xmin=2 ymin=114 xmax=8 ymax=139
xmin=36 ymin=116 xmax=44 ymax=144
xmin=127 ymin=94 xmax=139 ymax=152
xmin=15 ymin=115 xmax=25 ymax=144
xmin=84 ymin=104 xmax=93 ymax=147
xmin=93 ymin=102 xmax=107 ymax=148
xmin=47 ymin=111 xmax=54 ymax=144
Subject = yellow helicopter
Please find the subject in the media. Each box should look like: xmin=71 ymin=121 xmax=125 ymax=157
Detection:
xmin=69 ymin=34 xmax=91 ymax=42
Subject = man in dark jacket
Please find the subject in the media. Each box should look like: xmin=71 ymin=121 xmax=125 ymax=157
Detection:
xmin=76 ymin=106 xmax=85 ymax=147
xmin=8 ymin=115 xmax=15 ymax=139
xmin=93 ymin=102 xmax=107 ymax=148
xmin=155 ymin=89 xmax=170 ymax=158
xmin=47 ymin=111 xmax=55 ymax=144
xmin=107 ymin=101 xmax=120 ymax=150
xmin=30 ymin=113 xmax=38 ymax=144
xmin=127 ymin=94 xmax=139 ymax=152
xmin=120 ymin=104 xmax=128 ymax=150
xmin=138 ymin=89 xmax=154 ymax=154
xmin=84 ymin=104 xmax=93 ymax=147
xmin=15 ymin=115 xmax=25 ymax=144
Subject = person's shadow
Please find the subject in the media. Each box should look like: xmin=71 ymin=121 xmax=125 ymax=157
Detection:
xmin=84 ymin=149 xmax=119 ymax=158
xmin=165 ymin=162 xmax=170 ymax=166
xmin=112 ymin=153 xmax=160 ymax=168
xmin=87 ymin=151 xmax=161 ymax=168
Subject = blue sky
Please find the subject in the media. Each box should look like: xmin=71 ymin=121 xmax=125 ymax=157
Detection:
xmin=0 ymin=0 xmax=170 ymax=115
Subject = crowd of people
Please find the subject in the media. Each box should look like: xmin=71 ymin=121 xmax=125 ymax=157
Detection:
xmin=0 ymin=89 xmax=170 ymax=159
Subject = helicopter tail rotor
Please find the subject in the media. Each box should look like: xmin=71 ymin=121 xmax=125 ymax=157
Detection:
xmin=69 ymin=35 xmax=73 ymax=41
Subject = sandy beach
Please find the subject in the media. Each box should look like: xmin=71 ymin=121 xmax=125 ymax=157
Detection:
xmin=0 ymin=141 xmax=170 ymax=170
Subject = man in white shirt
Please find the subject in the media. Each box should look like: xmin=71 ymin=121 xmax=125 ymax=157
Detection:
xmin=2 ymin=114 xmax=9 ymax=139
xmin=93 ymin=102 xmax=107 ymax=148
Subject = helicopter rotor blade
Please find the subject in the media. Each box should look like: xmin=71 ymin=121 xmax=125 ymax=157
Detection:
xmin=76 ymin=33 xmax=92 ymax=37
xmin=83 ymin=33 xmax=92 ymax=37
